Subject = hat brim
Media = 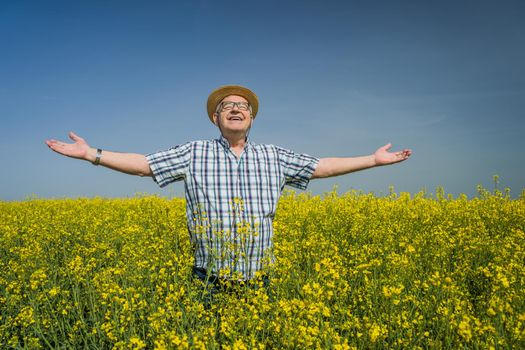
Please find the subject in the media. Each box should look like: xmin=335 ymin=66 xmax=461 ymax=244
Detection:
xmin=207 ymin=85 xmax=259 ymax=123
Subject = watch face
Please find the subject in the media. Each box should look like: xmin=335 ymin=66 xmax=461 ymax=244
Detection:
xmin=94 ymin=149 xmax=102 ymax=165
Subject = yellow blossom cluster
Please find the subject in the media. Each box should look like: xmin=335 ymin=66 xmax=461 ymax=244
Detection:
xmin=0 ymin=186 xmax=524 ymax=349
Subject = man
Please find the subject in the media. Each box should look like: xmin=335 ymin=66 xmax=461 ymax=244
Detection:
xmin=46 ymin=85 xmax=412 ymax=283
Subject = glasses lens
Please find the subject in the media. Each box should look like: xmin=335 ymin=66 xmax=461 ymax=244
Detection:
xmin=237 ymin=102 xmax=249 ymax=111
xmin=222 ymin=102 xmax=234 ymax=110
xmin=221 ymin=102 xmax=249 ymax=111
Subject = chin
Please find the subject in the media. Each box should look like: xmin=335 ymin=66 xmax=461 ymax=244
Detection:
xmin=228 ymin=125 xmax=247 ymax=131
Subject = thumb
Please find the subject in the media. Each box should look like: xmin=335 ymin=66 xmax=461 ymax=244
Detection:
xmin=69 ymin=131 xmax=84 ymax=143
xmin=383 ymin=143 xmax=392 ymax=151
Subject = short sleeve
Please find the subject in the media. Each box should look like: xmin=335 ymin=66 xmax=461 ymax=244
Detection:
xmin=275 ymin=146 xmax=319 ymax=190
xmin=146 ymin=142 xmax=192 ymax=188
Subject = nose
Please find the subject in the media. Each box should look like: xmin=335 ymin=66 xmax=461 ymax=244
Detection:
xmin=230 ymin=107 xmax=242 ymax=115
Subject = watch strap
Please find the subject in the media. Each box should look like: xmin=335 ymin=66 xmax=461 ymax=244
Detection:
xmin=93 ymin=148 xmax=102 ymax=165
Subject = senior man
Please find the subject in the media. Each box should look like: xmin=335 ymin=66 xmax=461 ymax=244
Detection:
xmin=46 ymin=85 xmax=412 ymax=283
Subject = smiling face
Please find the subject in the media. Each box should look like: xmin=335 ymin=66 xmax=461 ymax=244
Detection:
xmin=212 ymin=95 xmax=253 ymax=136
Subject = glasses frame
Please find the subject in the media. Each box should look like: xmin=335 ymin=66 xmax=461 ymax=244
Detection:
xmin=218 ymin=101 xmax=251 ymax=112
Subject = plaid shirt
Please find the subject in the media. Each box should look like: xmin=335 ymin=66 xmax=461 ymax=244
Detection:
xmin=146 ymin=135 xmax=319 ymax=279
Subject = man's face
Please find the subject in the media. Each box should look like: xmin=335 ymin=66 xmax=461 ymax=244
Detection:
xmin=213 ymin=95 xmax=253 ymax=134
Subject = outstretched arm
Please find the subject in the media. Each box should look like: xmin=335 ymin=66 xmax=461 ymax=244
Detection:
xmin=45 ymin=131 xmax=152 ymax=177
xmin=311 ymin=143 xmax=412 ymax=179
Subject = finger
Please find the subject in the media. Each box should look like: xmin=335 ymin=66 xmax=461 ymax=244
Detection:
xmin=69 ymin=131 xmax=84 ymax=143
xmin=383 ymin=143 xmax=392 ymax=151
xmin=48 ymin=141 xmax=62 ymax=150
xmin=48 ymin=143 xmax=69 ymax=155
xmin=401 ymin=150 xmax=411 ymax=159
xmin=46 ymin=140 xmax=63 ymax=148
xmin=46 ymin=142 xmax=61 ymax=152
xmin=69 ymin=131 xmax=79 ymax=142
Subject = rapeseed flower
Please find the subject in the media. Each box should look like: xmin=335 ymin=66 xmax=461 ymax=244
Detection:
xmin=0 ymin=188 xmax=524 ymax=348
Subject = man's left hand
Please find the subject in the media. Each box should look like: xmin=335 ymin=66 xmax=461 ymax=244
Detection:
xmin=374 ymin=143 xmax=412 ymax=166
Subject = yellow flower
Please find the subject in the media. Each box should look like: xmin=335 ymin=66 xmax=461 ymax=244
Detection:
xmin=369 ymin=324 xmax=382 ymax=343
xmin=129 ymin=336 xmax=146 ymax=349
xmin=458 ymin=316 xmax=472 ymax=342
xmin=48 ymin=287 xmax=60 ymax=297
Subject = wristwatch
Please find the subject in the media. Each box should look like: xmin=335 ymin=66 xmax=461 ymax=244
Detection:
xmin=93 ymin=148 xmax=102 ymax=166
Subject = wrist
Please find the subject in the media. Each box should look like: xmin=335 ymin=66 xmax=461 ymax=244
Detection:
xmin=370 ymin=154 xmax=378 ymax=167
xmin=87 ymin=147 xmax=100 ymax=164
xmin=93 ymin=148 xmax=102 ymax=165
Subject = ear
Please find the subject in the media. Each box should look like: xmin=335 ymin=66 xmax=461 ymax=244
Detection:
xmin=212 ymin=113 xmax=219 ymax=126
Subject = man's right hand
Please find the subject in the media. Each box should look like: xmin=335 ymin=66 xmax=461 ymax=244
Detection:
xmin=45 ymin=131 xmax=152 ymax=177
xmin=45 ymin=131 xmax=92 ymax=161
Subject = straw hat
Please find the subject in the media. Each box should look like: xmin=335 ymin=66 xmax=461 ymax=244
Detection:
xmin=206 ymin=85 xmax=259 ymax=123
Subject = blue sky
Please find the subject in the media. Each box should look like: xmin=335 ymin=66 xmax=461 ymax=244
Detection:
xmin=1 ymin=0 xmax=524 ymax=200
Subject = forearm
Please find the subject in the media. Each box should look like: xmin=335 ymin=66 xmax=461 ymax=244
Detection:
xmin=86 ymin=148 xmax=152 ymax=177
xmin=312 ymin=155 xmax=376 ymax=179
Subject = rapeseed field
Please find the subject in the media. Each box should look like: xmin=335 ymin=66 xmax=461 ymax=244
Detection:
xmin=1 ymin=186 xmax=524 ymax=349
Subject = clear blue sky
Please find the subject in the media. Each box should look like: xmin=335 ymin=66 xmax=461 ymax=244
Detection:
xmin=1 ymin=0 xmax=524 ymax=200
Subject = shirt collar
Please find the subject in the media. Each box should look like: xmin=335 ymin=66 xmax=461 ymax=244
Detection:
xmin=218 ymin=134 xmax=252 ymax=150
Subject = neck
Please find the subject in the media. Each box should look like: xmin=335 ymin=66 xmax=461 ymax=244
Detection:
xmin=221 ymin=132 xmax=247 ymax=148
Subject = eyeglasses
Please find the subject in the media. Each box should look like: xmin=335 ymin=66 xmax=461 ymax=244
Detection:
xmin=219 ymin=101 xmax=250 ymax=111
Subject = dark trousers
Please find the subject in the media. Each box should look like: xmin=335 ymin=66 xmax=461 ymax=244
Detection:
xmin=192 ymin=267 xmax=271 ymax=306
